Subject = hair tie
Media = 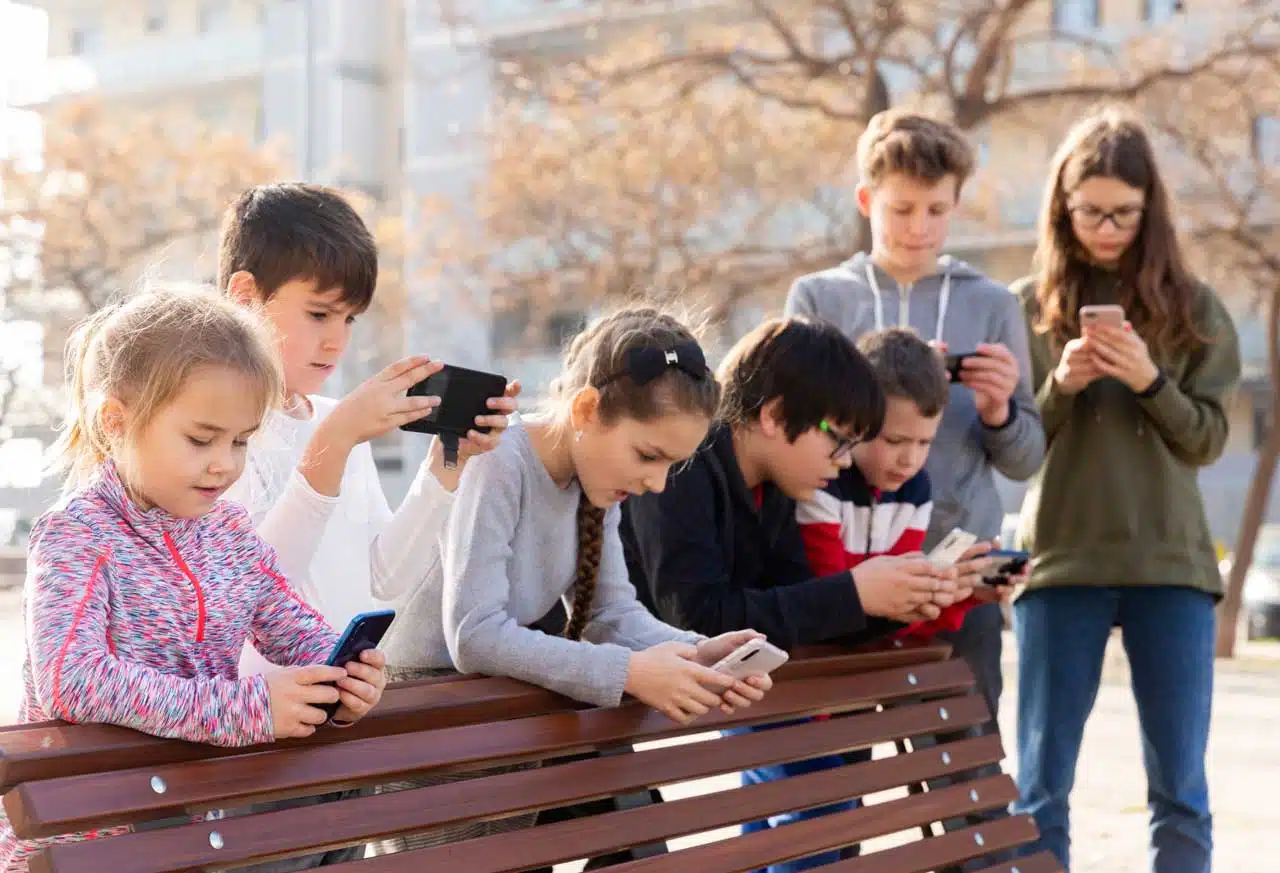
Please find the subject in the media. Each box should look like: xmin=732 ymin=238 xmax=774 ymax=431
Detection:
xmin=598 ymin=341 xmax=710 ymax=387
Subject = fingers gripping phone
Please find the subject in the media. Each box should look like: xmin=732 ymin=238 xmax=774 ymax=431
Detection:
xmin=981 ymin=549 xmax=1030 ymax=587
xmin=713 ymin=638 xmax=790 ymax=680
xmin=401 ymin=364 xmax=509 ymax=469
xmin=320 ymin=609 xmax=396 ymax=720
xmin=943 ymin=352 xmax=977 ymax=382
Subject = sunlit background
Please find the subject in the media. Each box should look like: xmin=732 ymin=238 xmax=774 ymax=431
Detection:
xmin=0 ymin=0 xmax=1276 ymax=558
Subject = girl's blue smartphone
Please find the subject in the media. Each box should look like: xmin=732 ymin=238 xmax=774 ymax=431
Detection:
xmin=320 ymin=609 xmax=396 ymax=719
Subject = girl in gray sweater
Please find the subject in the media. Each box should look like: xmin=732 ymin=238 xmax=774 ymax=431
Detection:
xmin=374 ymin=307 xmax=771 ymax=854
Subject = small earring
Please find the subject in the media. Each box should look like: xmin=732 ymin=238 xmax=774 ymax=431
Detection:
xmin=574 ymin=431 xmax=584 ymax=442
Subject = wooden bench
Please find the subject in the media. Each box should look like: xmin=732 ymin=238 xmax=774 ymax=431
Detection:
xmin=1 ymin=644 xmax=1062 ymax=873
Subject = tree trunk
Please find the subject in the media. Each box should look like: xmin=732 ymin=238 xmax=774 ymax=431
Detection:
xmin=1217 ymin=286 xmax=1280 ymax=658
xmin=852 ymin=66 xmax=891 ymax=254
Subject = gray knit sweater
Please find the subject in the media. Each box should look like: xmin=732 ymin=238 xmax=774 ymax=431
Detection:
xmin=380 ymin=422 xmax=700 ymax=707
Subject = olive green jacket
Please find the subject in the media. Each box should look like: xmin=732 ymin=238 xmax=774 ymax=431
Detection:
xmin=1012 ymin=273 xmax=1241 ymax=597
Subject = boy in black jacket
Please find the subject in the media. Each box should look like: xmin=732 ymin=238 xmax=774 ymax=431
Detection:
xmin=622 ymin=318 xmax=971 ymax=873
xmin=624 ymin=317 xmax=961 ymax=648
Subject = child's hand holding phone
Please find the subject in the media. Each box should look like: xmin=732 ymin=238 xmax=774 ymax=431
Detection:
xmin=1054 ymin=337 xmax=1102 ymax=395
xmin=428 ymin=379 xmax=523 ymax=491
xmin=951 ymin=540 xmax=995 ymax=603
xmin=1087 ymin=323 xmax=1159 ymax=393
xmin=265 ymin=664 xmax=349 ymax=739
xmin=696 ymin=630 xmax=775 ymax=714
xmin=852 ymin=554 xmax=953 ymax=623
xmin=934 ymin=341 xmax=1019 ymax=426
xmin=625 ymin=641 xmax=737 ymax=725
xmin=329 ymin=647 xmax=389 ymax=726
xmin=326 ymin=356 xmax=445 ymax=447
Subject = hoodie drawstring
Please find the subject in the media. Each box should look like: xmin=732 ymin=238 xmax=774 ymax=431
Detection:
xmin=864 ymin=261 xmax=952 ymax=343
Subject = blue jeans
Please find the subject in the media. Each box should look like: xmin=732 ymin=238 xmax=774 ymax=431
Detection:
xmin=1013 ymin=586 xmax=1214 ymax=873
xmin=730 ymin=722 xmax=869 ymax=873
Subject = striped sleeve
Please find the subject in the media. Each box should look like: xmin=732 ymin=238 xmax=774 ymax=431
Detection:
xmin=886 ymin=499 xmax=931 ymax=556
xmin=796 ymin=489 xmax=849 ymax=577
xmin=24 ymin=512 xmax=276 ymax=747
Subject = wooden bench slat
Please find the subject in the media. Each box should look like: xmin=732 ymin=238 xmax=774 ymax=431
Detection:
xmin=34 ymin=697 xmax=994 ymax=873
xmin=781 ymin=644 xmax=950 ymax=677
xmin=821 ymin=816 xmax=1044 ymax=873
xmin=318 ymin=770 xmax=1017 ymax=873
xmin=605 ymin=775 xmax=1021 ymax=873
xmin=0 ymin=647 xmax=949 ymax=793
xmin=8 ymin=659 xmax=974 ymax=838
xmin=0 ymin=675 xmax=578 ymax=793
xmin=969 ymin=850 xmax=1064 ymax=873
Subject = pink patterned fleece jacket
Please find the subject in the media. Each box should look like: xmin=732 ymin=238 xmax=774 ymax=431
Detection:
xmin=0 ymin=462 xmax=339 ymax=872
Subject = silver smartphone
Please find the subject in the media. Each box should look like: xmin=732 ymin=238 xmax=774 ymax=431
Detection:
xmin=712 ymin=638 xmax=790 ymax=680
xmin=927 ymin=528 xmax=978 ymax=569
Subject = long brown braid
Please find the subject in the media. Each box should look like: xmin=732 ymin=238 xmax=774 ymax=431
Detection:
xmin=564 ymin=494 xmax=607 ymax=641
xmin=548 ymin=305 xmax=721 ymax=641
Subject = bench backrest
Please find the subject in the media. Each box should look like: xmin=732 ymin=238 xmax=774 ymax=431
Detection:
xmin=1 ymin=644 xmax=1062 ymax=873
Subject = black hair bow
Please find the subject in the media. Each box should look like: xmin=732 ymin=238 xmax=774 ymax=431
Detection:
xmin=599 ymin=341 xmax=710 ymax=387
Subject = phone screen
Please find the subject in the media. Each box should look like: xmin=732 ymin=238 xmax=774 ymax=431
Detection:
xmin=403 ymin=365 xmax=508 ymax=436
xmin=321 ymin=609 xmax=396 ymax=719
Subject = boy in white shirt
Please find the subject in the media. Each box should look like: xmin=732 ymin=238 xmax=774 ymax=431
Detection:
xmin=217 ymin=182 xmax=517 ymax=870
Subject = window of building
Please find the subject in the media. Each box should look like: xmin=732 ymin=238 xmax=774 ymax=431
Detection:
xmin=1144 ymin=0 xmax=1183 ymax=23
xmin=1052 ymin=0 xmax=1099 ymax=32
xmin=1254 ymin=116 xmax=1280 ymax=167
xmin=68 ymin=23 xmax=103 ymax=56
xmin=199 ymin=1 xmax=233 ymax=33
xmin=144 ymin=2 xmax=167 ymax=34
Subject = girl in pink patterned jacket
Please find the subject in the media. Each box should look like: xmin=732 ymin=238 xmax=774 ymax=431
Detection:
xmin=0 ymin=288 xmax=388 ymax=872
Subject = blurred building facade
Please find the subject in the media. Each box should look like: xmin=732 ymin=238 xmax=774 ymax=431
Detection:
xmin=7 ymin=0 xmax=1280 ymax=543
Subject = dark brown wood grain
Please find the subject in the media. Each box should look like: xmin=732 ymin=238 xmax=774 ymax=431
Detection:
xmin=34 ymin=697 xmax=993 ymax=873
xmin=311 ymin=773 xmax=1017 ymax=873
xmin=8 ymin=660 xmax=974 ymax=838
xmin=967 ymin=851 xmax=1064 ymax=873
xmin=0 ymin=674 xmax=581 ymax=793
xmin=0 ymin=647 xmax=949 ymax=793
xmin=818 ymin=816 xmax=1046 ymax=873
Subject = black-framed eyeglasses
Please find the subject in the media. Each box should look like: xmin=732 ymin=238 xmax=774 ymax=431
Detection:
xmin=1068 ymin=202 xmax=1145 ymax=231
xmin=819 ymin=420 xmax=859 ymax=462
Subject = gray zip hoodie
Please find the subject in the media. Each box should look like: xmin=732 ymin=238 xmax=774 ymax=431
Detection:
xmin=785 ymin=252 xmax=1045 ymax=549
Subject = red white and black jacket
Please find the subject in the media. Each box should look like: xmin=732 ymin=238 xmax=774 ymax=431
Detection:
xmin=797 ymin=463 xmax=979 ymax=641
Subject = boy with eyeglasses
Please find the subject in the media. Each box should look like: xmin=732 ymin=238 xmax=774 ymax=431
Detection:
xmin=622 ymin=317 xmax=965 ymax=649
xmin=799 ymin=328 xmax=1003 ymax=647
xmin=622 ymin=318 xmax=980 ymax=873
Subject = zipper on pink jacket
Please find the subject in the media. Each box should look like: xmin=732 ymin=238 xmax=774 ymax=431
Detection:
xmin=163 ymin=531 xmax=207 ymax=643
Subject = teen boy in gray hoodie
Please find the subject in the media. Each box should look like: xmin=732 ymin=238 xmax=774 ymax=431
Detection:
xmin=785 ymin=111 xmax=1044 ymax=731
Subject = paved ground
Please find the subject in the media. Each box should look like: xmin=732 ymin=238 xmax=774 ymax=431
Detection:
xmin=2 ymin=586 xmax=1277 ymax=871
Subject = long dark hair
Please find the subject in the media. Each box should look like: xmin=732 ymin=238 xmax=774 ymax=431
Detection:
xmin=554 ymin=306 xmax=722 ymax=641
xmin=1032 ymin=106 xmax=1204 ymax=356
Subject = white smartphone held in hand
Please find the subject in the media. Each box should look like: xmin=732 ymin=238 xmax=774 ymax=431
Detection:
xmin=928 ymin=528 xmax=979 ymax=569
xmin=712 ymin=638 xmax=790 ymax=680
xmin=1079 ymin=304 xmax=1125 ymax=330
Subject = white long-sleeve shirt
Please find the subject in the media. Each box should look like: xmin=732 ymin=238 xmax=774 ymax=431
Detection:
xmin=226 ymin=395 xmax=454 ymax=676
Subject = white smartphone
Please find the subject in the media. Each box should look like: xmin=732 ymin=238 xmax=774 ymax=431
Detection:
xmin=712 ymin=638 xmax=790 ymax=680
xmin=927 ymin=528 xmax=978 ymax=569
xmin=1079 ymin=304 xmax=1125 ymax=329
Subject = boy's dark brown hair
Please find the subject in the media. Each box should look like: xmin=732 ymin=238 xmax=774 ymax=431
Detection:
xmin=217 ymin=182 xmax=378 ymax=310
xmin=1031 ymin=105 xmax=1204 ymax=356
xmin=857 ymin=109 xmax=976 ymax=193
xmin=856 ymin=328 xmax=949 ymax=418
xmin=718 ymin=317 xmax=884 ymax=443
